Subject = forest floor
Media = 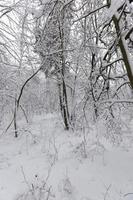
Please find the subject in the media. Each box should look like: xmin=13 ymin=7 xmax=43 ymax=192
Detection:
xmin=0 ymin=113 xmax=133 ymax=200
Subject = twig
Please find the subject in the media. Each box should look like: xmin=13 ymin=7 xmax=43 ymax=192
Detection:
xmin=21 ymin=166 xmax=31 ymax=190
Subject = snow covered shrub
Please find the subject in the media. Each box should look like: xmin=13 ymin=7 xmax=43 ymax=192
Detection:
xmin=58 ymin=176 xmax=75 ymax=200
xmin=72 ymin=126 xmax=106 ymax=161
xmin=105 ymin=117 xmax=123 ymax=145
xmin=44 ymin=136 xmax=59 ymax=165
xmin=58 ymin=177 xmax=73 ymax=195
xmin=74 ymin=140 xmax=105 ymax=162
xmin=97 ymin=106 xmax=132 ymax=146
xmin=15 ymin=182 xmax=55 ymax=200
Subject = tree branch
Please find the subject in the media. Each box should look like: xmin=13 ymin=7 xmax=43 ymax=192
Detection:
xmin=74 ymin=4 xmax=108 ymax=22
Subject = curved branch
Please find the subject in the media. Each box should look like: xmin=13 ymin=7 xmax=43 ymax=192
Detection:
xmin=17 ymin=67 xmax=41 ymax=108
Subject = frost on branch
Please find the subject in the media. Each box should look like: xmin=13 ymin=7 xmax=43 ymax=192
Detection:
xmin=106 ymin=0 xmax=125 ymax=19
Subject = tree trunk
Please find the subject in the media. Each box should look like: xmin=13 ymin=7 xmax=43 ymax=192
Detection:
xmin=112 ymin=15 xmax=133 ymax=89
xmin=57 ymin=7 xmax=70 ymax=130
xmin=14 ymin=98 xmax=18 ymax=137
xmin=106 ymin=0 xmax=133 ymax=89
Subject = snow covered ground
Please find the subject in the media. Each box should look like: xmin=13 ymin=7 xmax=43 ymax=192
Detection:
xmin=0 ymin=113 xmax=133 ymax=200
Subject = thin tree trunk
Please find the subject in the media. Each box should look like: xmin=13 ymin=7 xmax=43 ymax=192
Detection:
xmin=57 ymin=7 xmax=70 ymax=130
xmin=14 ymin=98 xmax=18 ymax=137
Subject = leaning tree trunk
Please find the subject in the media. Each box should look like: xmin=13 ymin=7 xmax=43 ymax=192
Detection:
xmin=107 ymin=0 xmax=133 ymax=89
xmin=57 ymin=78 xmax=69 ymax=130
xmin=57 ymin=8 xmax=70 ymax=130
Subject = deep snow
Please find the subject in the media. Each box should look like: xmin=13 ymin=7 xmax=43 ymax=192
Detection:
xmin=0 ymin=114 xmax=133 ymax=200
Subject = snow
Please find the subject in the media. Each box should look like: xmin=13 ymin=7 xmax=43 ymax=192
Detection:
xmin=126 ymin=0 xmax=133 ymax=14
xmin=121 ymin=34 xmax=133 ymax=76
xmin=0 ymin=114 xmax=133 ymax=200
xmin=31 ymin=5 xmax=44 ymax=18
xmin=124 ymin=193 xmax=133 ymax=200
xmin=106 ymin=0 xmax=125 ymax=19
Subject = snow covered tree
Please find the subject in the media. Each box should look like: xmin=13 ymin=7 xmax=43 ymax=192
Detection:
xmin=33 ymin=0 xmax=74 ymax=129
xmin=106 ymin=0 xmax=133 ymax=88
